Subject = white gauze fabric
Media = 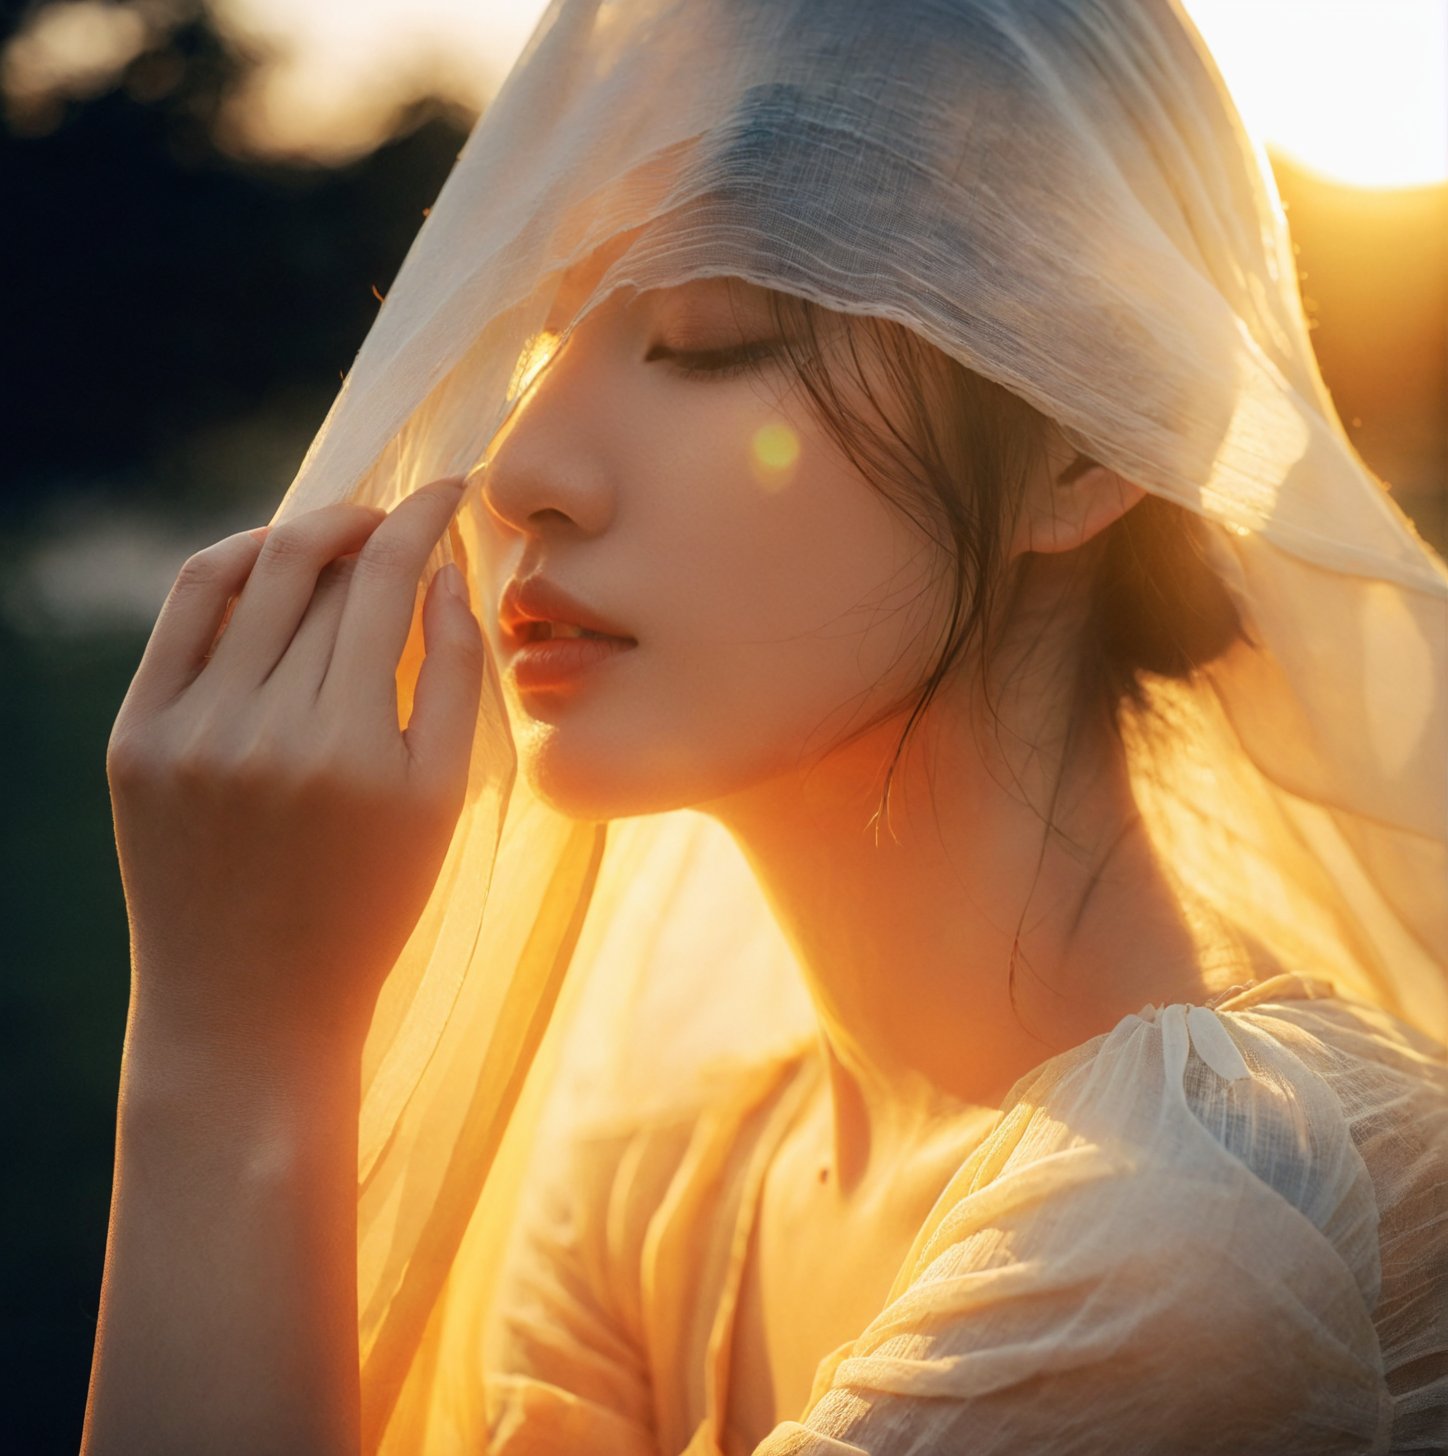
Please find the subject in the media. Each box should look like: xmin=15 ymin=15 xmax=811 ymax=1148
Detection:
xmin=259 ymin=1 xmax=1448 ymax=1449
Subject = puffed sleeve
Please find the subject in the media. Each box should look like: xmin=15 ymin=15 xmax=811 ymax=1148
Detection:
xmin=484 ymin=1112 xmax=694 ymax=1454
xmin=757 ymin=995 xmax=1448 ymax=1456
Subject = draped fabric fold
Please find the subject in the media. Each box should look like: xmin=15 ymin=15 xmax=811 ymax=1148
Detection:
xmin=260 ymin=1 xmax=1447 ymax=1447
xmin=481 ymin=983 xmax=1447 ymax=1453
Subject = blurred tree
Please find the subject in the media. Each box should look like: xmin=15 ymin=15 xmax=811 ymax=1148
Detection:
xmin=1 ymin=0 xmax=473 ymax=520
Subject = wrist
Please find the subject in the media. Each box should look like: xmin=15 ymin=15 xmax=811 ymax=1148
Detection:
xmin=118 ymin=1000 xmax=364 ymax=1155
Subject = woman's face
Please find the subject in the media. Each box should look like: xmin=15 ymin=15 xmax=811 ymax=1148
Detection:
xmin=477 ymin=273 xmax=953 ymax=822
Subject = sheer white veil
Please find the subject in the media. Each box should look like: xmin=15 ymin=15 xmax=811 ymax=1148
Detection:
xmin=262 ymin=1 xmax=1447 ymax=1445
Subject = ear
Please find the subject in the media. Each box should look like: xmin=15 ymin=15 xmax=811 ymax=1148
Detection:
xmin=1010 ymin=452 xmax=1146 ymax=558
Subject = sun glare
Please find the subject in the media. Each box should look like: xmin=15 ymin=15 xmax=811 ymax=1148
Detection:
xmin=508 ymin=330 xmax=561 ymax=403
xmin=1184 ymin=0 xmax=1448 ymax=188
xmin=751 ymin=422 xmax=801 ymax=490
xmin=1 ymin=0 xmax=1441 ymax=188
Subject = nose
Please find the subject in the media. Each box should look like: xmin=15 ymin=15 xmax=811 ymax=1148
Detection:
xmin=481 ymin=326 xmax=619 ymax=540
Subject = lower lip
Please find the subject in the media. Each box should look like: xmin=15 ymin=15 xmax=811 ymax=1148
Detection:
xmin=509 ymin=635 xmax=637 ymax=691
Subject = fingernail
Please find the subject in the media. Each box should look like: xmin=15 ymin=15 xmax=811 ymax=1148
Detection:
xmin=247 ymin=526 xmax=270 ymax=541
xmin=439 ymin=562 xmax=468 ymax=601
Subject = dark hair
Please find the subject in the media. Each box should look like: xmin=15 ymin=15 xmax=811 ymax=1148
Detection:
xmin=754 ymin=287 xmax=1250 ymax=1015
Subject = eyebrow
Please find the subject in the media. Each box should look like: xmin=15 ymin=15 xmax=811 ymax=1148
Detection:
xmin=656 ymin=277 xmax=776 ymax=332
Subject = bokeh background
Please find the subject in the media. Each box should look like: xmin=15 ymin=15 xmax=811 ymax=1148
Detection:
xmin=3 ymin=0 xmax=1444 ymax=1448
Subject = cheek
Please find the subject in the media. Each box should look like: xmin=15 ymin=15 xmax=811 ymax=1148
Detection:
xmin=516 ymin=425 xmax=948 ymax=819
xmin=685 ymin=486 xmax=942 ymax=756
xmin=688 ymin=419 xmax=946 ymax=720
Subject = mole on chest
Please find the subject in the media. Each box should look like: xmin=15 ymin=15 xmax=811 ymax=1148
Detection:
xmin=723 ymin=1149 xmax=933 ymax=1447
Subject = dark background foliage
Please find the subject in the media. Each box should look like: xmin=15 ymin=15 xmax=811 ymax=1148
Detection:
xmin=1 ymin=1 xmax=1443 ymax=1448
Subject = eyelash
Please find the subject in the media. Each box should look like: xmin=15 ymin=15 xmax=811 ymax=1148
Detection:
xmin=650 ymin=341 xmax=780 ymax=382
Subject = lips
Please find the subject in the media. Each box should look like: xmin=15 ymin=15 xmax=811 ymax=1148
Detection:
xmin=499 ymin=576 xmax=636 ymax=650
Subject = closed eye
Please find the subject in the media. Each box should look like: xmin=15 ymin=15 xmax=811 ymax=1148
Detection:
xmin=646 ymin=339 xmax=783 ymax=381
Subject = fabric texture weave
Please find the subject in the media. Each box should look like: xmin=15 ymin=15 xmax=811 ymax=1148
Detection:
xmin=260 ymin=1 xmax=1448 ymax=1448
xmin=486 ymin=978 xmax=1448 ymax=1454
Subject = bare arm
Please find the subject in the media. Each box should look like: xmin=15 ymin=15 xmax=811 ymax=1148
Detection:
xmin=82 ymin=477 xmax=485 ymax=1453
xmin=81 ymin=1021 xmax=363 ymax=1455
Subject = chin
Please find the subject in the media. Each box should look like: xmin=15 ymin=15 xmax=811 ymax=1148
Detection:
xmin=512 ymin=714 xmax=785 ymax=824
xmin=514 ymin=723 xmax=698 ymax=822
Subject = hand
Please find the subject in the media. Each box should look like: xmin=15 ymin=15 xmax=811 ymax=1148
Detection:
xmin=106 ymin=476 xmax=486 ymax=1057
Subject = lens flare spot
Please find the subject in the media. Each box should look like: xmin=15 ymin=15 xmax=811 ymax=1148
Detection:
xmin=508 ymin=329 xmax=561 ymax=402
xmin=751 ymin=421 xmax=800 ymax=489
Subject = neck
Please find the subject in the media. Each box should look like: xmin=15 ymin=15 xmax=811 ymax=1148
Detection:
xmin=699 ymin=579 xmax=1223 ymax=1188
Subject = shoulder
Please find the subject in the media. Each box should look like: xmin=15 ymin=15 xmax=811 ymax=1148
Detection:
xmin=1089 ymin=980 xmax=1448 ymax=1259
xmin=1162 ymin=985 xmax=1448 ymax=1451
xmin=979 ymin=973 xmax=1446 ymax=1209
xmin=901 ymin=979 xmax=1408 ymax=1282
xmin=783 ymin=981 xmax=1445 ymax=1454
xmin=937 ymin=978 xmax=1447 ymax=1307
xmin=1179 ymin=987 xmax=1448 ymax=1217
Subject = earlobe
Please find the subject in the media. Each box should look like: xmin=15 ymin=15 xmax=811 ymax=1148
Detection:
xmin=1013 ymin=457 xmax=1146 ymax=557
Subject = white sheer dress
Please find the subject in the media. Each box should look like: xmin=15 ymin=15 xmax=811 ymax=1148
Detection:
xmin=485 ymin=974 xmax=1448 ymax=1454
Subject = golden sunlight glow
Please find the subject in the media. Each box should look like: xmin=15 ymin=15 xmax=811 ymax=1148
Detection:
xmin=751 ymin=422 xmax=801 ymax=490
xmin=3 ymin=0 xmax=1440 ymax=187
xmin=507 ymin=330 xmax=561 ymax=403
xmin=1184 ymin=0 xmax=1448 ymax=187
xmin=211 ymin=0 xmax=1448 ymax=185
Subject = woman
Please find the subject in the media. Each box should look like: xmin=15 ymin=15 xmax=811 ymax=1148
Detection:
xmin=85 ymin=1 xmax=1447 ymax=1453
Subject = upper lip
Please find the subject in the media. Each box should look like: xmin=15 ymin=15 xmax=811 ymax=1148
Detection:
xmin=499 ymin=576 xmax=636 ymax=648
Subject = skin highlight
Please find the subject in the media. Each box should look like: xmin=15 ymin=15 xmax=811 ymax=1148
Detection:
xmin=477 ymin=264 xmax=1234 ymax=1135
xmin=479 ymin=266 xmax=1243 ymax=1440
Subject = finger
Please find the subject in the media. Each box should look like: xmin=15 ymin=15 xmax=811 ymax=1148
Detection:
xmin=201 ymin=530 xmax=270 ymax=656
xmin=128 ymin=527 xmax=270 ymax=707
xmin=327 ymin=477 xmax=469 ymax=707
xmin=265 ymin=552 xmax=360 ymax=700
xmin=403 ymin=563 xmax=487 ymax=788
xmin=206 ymin=502 xmax=386 ymax=686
